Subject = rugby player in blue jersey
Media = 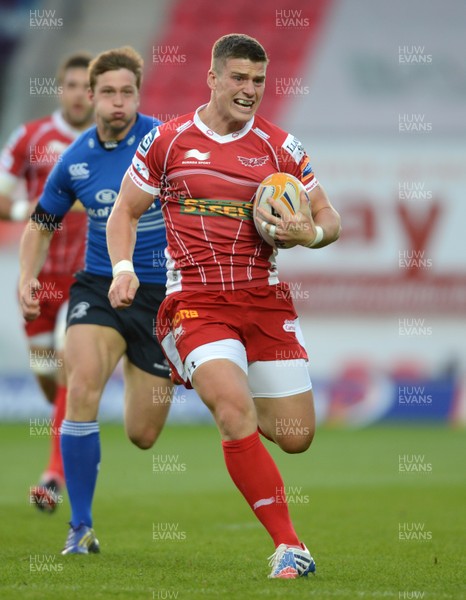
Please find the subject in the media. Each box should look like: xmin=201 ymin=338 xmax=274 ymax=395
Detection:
xmin=18 ymin=46 xmax=172 ymax=554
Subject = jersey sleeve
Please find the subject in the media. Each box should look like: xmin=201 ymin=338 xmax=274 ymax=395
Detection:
xmin=279 ymin=134 xmax=319 ymax=193
xmin=0 ymin=124 xmax=28 ymax=183
xmin=38 ymin=157 xmax=76 ymax=216
xmin=128 ymin=127 xmax=162 ymax=195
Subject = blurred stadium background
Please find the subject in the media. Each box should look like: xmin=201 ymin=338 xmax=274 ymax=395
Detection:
xmin=0 ymin=0 xmax=465 ymax=428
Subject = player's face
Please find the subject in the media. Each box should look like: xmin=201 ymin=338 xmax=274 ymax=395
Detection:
xmin=60 ymin=67 xmax=93 ymax=129
xmin=208 ymin=58 xmax=266 ymax=130
xmin=90 ymin=68 xmax=140 ymax=140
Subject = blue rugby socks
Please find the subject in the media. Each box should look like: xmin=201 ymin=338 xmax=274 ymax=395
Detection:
xmin=60 ymin=420 xmax=100 ymax=528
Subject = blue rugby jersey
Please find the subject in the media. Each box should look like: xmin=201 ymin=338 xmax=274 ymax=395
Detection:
xmin=39 ymin=114 xmax=166 ymax=284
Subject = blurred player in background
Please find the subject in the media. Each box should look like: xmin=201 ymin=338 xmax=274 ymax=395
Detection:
xmin=0 ymin=53 xmax=93 ymax=512
xmin=19 ymin=46 xmax=172 ymax=555
xmin=107 ymin=34 xmax=341 ymax=578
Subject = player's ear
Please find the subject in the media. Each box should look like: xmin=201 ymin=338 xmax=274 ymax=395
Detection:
xmin=88 ymin=87 xmax=94 ymax=103
xmin=207 ymin=68 xmax=217 ymax=91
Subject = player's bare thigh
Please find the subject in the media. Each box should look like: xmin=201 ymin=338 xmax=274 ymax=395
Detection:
xmin=123 ymin=357 xmax=173 ymax=449
xmin=191 ymin=359 xmax=257 ymax=440
xmin=250 ymin=359 xmax=315 ymax=453
xmin=64 ymin=324 xmax=126 ymax=421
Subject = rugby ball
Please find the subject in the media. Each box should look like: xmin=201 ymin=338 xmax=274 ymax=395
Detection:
xmin=253 ymin=172 xmax=308 ymax=247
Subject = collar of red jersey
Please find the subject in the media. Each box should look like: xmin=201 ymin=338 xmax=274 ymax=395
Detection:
xmin=193 ymin=104 xmax=255 ymax=144
xmin=52 ymin=110 xmax=83 ymax=140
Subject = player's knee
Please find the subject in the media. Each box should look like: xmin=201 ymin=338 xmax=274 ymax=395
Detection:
xmin=277 ymin=429 xmax=315 ymax=454
xmin=129 ymin=433 xmax=154 ymax=450
xmin=128 ymin=427 xmax=157 ymax=450
xmin=214 ymin=401 xmax=255 ymax=438
xmin=66 ymin=378 xmax=101 ymax=416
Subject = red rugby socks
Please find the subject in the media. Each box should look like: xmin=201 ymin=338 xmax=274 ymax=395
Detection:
xmin=45 ymin=385 xmax=66 ymax=480
xmin=222 ymin=431 xmax=300 ymax=547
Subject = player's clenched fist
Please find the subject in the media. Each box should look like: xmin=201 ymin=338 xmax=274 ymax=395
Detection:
xmin=257 ymin=191 xmax=317 ymax=248
xmin=108 ymin=272 xmax=140 ymax=309
xmin=19 ymin=278 xmax=42 ymax=321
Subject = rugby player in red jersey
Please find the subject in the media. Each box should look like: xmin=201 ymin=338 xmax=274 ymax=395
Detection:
xmin=0 ymin=53 xmax=93 ymax=511
xmin=107 ymin=34 xmax=341 ymax=578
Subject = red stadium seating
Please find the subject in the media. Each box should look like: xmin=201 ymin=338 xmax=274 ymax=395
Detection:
xmin=140 ymin=0 xmax=333 ymax=123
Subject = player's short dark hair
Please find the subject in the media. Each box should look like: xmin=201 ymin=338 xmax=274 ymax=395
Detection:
xmin=57 ymin=52 xmax=93 ymax=83
xmin=212 ymin=34 xmax=268 ymax=72
xmin=89 ymin=46 xmax=143 ymax=91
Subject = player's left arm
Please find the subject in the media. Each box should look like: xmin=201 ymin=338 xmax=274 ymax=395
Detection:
xmin=304 ymin=183 xmax=341 ymax=248
xmin=0 ymin=126 xmax=32 ymax=221
xmin=107 ymin=172 xmax=156 ymax=309
xmin=258 ymin=135 xmax=341 ymax=248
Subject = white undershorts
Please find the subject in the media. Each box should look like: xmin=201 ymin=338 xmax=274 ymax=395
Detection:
xmin=182 ymin=338 xmax=312 ymax=398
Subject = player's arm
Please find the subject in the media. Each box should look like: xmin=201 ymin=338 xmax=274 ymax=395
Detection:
xmin=305 ymin=183 xmax=341 ymax=248
xmin=0 ymin=191 xmax=40 ymax=221
xmin=0 ymin=126 xmax=34 ymax=221
xmin=0 ymin=196 xmax=29 ymax=221
xmin=0 ymin=191 xmax=12 ymax=219
xmin=0 ymin=174 xmax=30 ymax=220
xmin=18 ymin=160 xmax=74 ymax=320
xmin=257 ymin=183 xmax=341 ymax=249
xmin=18 ymin=209 xmax=57 ymax=320
xmin=258 ymin=136 xmax=341 ymax=248
xmin=107 ymin=172 xmax=155 ymax=309
xmin=0 ymin=174 xmax=37 ymax=221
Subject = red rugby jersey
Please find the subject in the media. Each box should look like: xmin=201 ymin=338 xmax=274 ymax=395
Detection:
xmin=0 ymin=110 xmax=87 ymax=275
xmin=129 ymin=106 xmax=318 ymax=293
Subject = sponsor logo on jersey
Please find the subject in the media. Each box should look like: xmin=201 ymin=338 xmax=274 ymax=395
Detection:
xmin=283 ymin=319 xmax=296 ymax=333
xmin=237 ymin=155 xmax=270 ymax=167
xmin=182 ymin=149 xmax=211 ymax=164
xmin=95 ymin=189 xmax=117 ymax=204
xmin=301 ymin=157 xmax=313 ymax=179
xmin=173 ymin=324 xmax=184 ymax=341
xmin=176 ymin=120 xmax=193 ymax=133
xmin=68 ymin=301 xmax=90 ymax=321
xmin=69 ymin=162 xmax=90 ymax=179
xmin=283 ymin=134 xmax=305 ymax=165
xmin=180 ymin=198 xmax=253 ymax=220
xmin=88 ymin=206 xmax=112 ymax=218
xmin=138 ymin=128 xmax=159 ymax=157
xmin=133 ymin=158 xmax=150 ymax=180
xmin=172 ymin=309 xmax=199 ymax=326
xmin=252 ymin=127 xmax=270 ymax=140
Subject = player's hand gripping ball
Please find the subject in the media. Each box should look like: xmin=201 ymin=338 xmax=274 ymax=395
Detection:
xmin=253 ymin=172 xmax=309 ymax=248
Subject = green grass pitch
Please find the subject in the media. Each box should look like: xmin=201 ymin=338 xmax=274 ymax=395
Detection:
xmin=0 ymin=423 xmax=464 ymax=599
